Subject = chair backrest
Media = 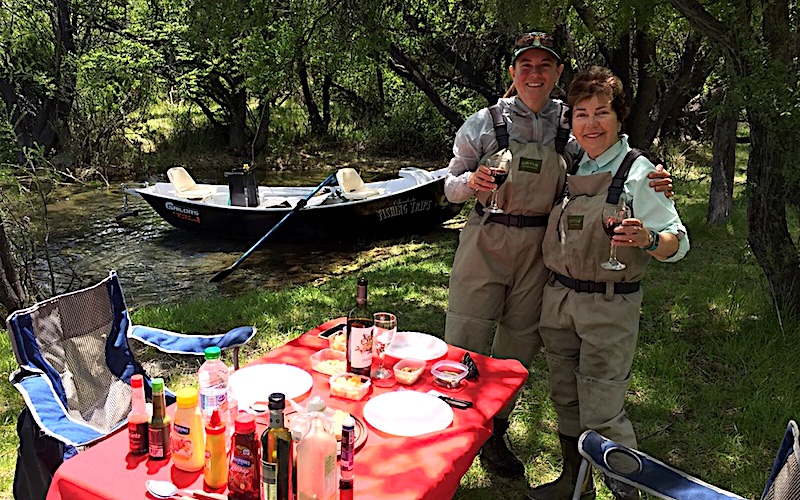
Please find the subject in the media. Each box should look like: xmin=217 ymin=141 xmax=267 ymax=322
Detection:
xmin=167 ymin=166 xmax=198 ymax=193
xmin=336 ymin=168 xmax=366 ymax=193
xmin=762 ymin=420 xmax=800 ymax=500
xmin=7 ymin=271 xmax=144 ymax=437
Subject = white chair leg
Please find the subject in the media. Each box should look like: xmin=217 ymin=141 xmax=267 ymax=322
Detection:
xmin=572 ymin=458 xmax=590 ymax=500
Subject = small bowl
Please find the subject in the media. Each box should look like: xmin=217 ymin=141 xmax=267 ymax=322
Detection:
xmin=328 ymin=331 xmax=347 ymax=352
xmin=431 ymin=360 xmax=469 ymax=389
xmin=393 ymin=358 xmax=425 ymax=385
xmin=310 ymin=348 xmax=347 ymax=376
xmin=329 ymin=372 xmax=371 ymax=400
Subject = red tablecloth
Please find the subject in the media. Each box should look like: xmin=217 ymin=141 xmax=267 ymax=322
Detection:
xmin=47 ymin=318 xmax=528 ymax=500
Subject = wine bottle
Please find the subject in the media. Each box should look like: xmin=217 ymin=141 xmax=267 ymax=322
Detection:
xmin=346 ymin=277 xmax=374 ymax=376
xmin=261 ymin=393 xmax=293 ymax=500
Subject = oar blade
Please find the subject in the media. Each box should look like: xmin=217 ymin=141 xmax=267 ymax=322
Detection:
xmin=209 ymin=267 xmax=235 ymax=283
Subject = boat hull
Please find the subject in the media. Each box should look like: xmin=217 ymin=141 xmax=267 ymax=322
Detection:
xmin=136 ymin=175 xmax=464 ymax=241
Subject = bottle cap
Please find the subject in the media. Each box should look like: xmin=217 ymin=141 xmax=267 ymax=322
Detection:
xmin=235 ymin=413 xmax=255 ymax=434
xmin=176 ymin=387 xmax=198 ymax=408
xmin=357 ymin=277 xmax=367 ymax=286
xmin=130 ymin=374 xmax=143 ymax=388
xmin=342 ymin=415 xmax=355 ymax=428
xmin=203 ymin=346 xmax=221 ymax=360
xmin=151 ymin=378 xmax=164 ymax=392
xmin=268 ymin=393 xmax=286 ymax=410
xmin=206 ymin=409 xmax=225 ymax=434
xmin=306 ymin=396 xmax=326 ymax=413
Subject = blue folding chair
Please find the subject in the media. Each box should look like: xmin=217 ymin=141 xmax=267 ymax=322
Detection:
xmin=7 ymin=270 xmax=256 ymax=500
xmin=573 ymin=421 xmax=800 ymax=500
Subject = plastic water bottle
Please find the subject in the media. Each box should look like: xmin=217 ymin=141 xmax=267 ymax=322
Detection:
xmin=198 ymin=346 xmax=230 ymax=444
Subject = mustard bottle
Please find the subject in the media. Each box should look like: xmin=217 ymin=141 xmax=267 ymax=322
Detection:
xmin=204 ymin=409 xmax=228 ymax=489
xmin=171 ymin=387 xmax=205 ymax=472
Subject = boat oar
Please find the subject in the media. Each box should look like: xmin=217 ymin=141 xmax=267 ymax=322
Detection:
xmin=210 ymin=172 xmax=337 ymax=283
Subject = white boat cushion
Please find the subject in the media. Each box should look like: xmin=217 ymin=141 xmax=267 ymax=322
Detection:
xmin=167 ymin=167 xmax=215 ymax=200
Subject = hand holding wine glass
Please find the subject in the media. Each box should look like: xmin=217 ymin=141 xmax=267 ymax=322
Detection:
xmin=484 ymin=152 xmax=510 ymax=214
xmin=601 ymin=203 xmax=631 ymax=271
xmin=371 ymin=312 xmax=397 ymax=387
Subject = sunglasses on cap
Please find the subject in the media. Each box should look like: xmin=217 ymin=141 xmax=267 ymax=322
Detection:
xmin=512 ymin=31 xmax=561 ymax=64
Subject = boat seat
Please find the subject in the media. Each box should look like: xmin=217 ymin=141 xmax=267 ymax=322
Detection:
xmin=336 ymin=168 xmax=383 ymax=200
xmin=167 ymin=167 xmax=216 ymax=200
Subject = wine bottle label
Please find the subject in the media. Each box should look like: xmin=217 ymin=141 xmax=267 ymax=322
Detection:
xmin=348 ymin=326 xmax=373 ymax=369
xmin=262 ymin=462 xmax=277 ymax=497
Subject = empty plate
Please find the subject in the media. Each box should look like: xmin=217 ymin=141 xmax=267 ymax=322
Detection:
xmin=228 ymin=364 xmax=313 ymax=409
xmin=363 ymin=391 xmax=453 ymax=437
xmin=385 ymin=331 xmax=448 ymax=361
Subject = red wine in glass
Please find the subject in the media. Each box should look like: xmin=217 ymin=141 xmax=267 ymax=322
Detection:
xmin=603 ymin=218 xmax=621 ymax=238
xmin=601 ymin=204 xmax=630 ymax=271
xmin=490 ymin=168 xmax=508 ymax=188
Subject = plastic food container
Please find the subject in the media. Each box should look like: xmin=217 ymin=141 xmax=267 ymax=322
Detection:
xmin=393 ymin=358 xmax=426 ymax=385
xmin=328 ymin=331 xmax=346 ymax=352
xmin=329 ymin=373 xmax=371 ymax=400
xmin=310 ymin=348 xmax=347 ymax=376
xmin=431 ymin=360 xmax=470 ymax=389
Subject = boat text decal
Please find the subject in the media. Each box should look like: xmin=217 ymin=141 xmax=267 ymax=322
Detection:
xmin=165 ymin=202 xmax=201 ymax=224
xmin=376 ymin=197 xmax=432 ymax=221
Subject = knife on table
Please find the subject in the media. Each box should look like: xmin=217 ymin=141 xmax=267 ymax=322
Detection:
xmin=427 ymin=390 xmax=473 ymax=410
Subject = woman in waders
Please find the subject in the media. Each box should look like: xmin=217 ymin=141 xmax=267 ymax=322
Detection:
xmin=531 ymin=66 xmax=689 ymax=500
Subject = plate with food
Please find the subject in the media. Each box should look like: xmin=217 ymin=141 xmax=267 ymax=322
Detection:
xmin=384 ymin=331 xmax=448 ymax=361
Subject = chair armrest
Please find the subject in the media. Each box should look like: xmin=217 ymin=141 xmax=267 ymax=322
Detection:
xmin=128 ymin=325 xmax=256 ymax=370
xmin=576 ymin=430 xmax=747 ymax=500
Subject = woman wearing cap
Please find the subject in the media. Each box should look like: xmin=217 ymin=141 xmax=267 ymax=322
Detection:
xmin=529 ymin=66 xmax=689 ymax=500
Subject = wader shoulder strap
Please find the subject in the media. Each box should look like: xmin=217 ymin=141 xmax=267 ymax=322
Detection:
xmin=606 ymin=148 xmax=643 ymax=205
xmin=555 ymin=102 xmax=570 ymax=154
xmin=488 ymin=104 xmax=509 ymax=151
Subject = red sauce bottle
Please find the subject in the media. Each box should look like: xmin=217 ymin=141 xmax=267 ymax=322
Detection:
xmin=228 ymin=413 xmax=261 ymax=499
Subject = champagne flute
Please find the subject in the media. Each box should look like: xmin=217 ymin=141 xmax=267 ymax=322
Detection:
xmin=371 ymin=312 xmax=397 ymax=387
xmin=601 ymin=203 xmax=631 ymax=271
xmin=485 ymin=152 xmax=510 ymax=214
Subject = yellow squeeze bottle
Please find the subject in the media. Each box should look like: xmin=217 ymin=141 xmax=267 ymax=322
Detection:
xmin=171 ymin=387 xmax=205 ymax=472
xmin=204 ymin=409 xmax=228 ymax=489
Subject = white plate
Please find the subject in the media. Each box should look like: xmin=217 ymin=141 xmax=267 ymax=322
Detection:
xmin=385 ymin=331 xmax=448 ymax=361
xmin=362 ymin=391 xmax=453 ymax=437
xmin=228 ymin=364 xmax=313 ymax=409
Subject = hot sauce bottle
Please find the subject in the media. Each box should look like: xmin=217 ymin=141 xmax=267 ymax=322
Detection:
xmin=127 ymin=374 xmax=149 ymax=455
xmin=147 ymin=377 xmax=171 ymax=460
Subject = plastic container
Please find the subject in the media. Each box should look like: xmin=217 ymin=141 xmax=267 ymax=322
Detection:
xmin=329 ymin=373 xmax=371 ymax=401
xmin=310 ymin=348 xmax=347 ymax=376
xmin=393 ymin=358 xmax=426 ymax=385
xmin=296 ymin=398 xmax=337 ymax=500
xmin=228 ymin=413 xmax=260 ymax=500
xmin=170 ymin=387 xmax=204 ymax=472
xmin=328 ymin=331 xmax=346 ymax=352
xmin=198 ymin=346 xmax=231 ymax=444
xmin=431 ymin=360 xmax=470 ymax=389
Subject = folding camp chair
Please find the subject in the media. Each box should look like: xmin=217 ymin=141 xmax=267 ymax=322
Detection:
xmin=7 ymin=270 xmax=256 ymax=500
xmin=573 ymin=420 xmax=800 ymax=500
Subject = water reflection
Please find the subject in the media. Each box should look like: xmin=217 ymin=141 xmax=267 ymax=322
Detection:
xmin=46 ymin=183 xmax=366 ymax=306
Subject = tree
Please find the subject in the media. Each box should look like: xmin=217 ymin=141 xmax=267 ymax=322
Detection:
xmin=668 ymin=0 xmax=800 ymax=317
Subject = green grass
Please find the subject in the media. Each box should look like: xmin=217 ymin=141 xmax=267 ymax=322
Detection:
xmin=1 ymin=144 xmax=796 ymax=499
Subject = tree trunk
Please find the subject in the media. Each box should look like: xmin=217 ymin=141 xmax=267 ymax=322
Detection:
xmin=625 ymin=31 xmax=657 ymax=149
xmin=707 ymin=88 xmax=736 ymax=224
xmin=746 ymin=107 xmax=800 ymax=317
xmin=0 ymin=213 xmax=28 ymax=313
xmin=298 ymin=60 xmax=326 ymax=137
xmin=227 ymin=88 xmax=248 ymax=154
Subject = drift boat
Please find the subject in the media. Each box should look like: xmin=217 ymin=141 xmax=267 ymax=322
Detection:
xmin=131 ymin=166 xmax=464 ymax=241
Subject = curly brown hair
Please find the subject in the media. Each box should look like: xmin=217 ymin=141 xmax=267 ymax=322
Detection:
xmin=566 ymin=66 xmax=629 ymax=126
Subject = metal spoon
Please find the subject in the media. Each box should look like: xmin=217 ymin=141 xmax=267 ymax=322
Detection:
xmin=145 ymin=480 xmax=227 ymax=500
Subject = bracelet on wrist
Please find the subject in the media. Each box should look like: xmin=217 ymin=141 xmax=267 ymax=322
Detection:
xmin=640 ymin=229 xmax=659 ymax=251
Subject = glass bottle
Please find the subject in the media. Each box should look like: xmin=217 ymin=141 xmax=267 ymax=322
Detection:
xmin=261 ymin=393 xmax=293 ymax=500
xmin=296 ymin=398 xmax=337 ymax=500
xmin=204 ymin=409 xmax=228 ymax=490
xmin=229 ymin=413 xmax=261 ymax=500
xmin=346 ymin=277 xmax=374 ymax=376
xmin=339 ymin=415 xmax=355 ymax=491
xmin=147 ymin=377 xmax=171 ymax=461
xmin=171 ymin=387 xmax=205 ymax=471
xmin=127 ymin=374 xmax=149 ymax=455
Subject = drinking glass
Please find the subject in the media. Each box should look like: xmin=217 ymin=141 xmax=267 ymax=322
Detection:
xmin=601 ymin=203 xmax=631 ymax=271
xmin=485 ymin=153 xmax=510 ymax=214
xmin=371 ymin=312 xmax=397 ymax=387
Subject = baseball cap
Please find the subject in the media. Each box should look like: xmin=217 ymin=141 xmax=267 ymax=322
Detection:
xmin=511 ymin=32 xmax=561 ymax=65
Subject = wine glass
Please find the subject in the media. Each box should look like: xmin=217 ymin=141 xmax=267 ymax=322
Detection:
xmin=601 ymin=203 xmax=631 ymax=271
xmin=371 ymin=312 xmax=397 ymax=387
xmin=485 ymin=152 xmax=510 ymax=214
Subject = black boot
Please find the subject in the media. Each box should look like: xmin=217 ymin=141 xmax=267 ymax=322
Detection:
xmin=604 ymin=476 xmax=640 ymax=499
xmin=528 ymin=434 xmax=595 ymax=500
xmin=479 ymin=417 xmax=525 ymax=478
